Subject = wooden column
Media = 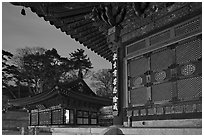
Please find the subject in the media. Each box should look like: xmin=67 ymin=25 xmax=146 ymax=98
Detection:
xmin=108 ymin=26 xmax=125 ymax=125
xmin=169 ymin=44 xmax=179 ymax=101
xmin=113 ymin=42 xmax=125 ymax=125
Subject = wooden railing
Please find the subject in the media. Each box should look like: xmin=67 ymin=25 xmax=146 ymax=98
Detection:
xmin=125 ymin=99 xmax=202 ymax=121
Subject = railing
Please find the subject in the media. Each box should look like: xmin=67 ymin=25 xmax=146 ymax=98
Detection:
xmin=125 ymin=99 xmax=202 ymax=121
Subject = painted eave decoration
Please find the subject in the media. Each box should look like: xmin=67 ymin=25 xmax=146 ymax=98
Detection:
xmin=11 ymin=2 xmax=201 ymax=62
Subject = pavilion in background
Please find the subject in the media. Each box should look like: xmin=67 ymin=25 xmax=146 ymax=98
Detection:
xmin=8 ymin=78 xmax=112 ymax=126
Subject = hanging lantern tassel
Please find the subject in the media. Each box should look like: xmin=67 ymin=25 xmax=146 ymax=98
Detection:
xmin=21 ymin=7 xmax=26 ymax=16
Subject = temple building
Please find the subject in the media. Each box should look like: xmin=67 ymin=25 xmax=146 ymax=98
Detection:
xmin=8 ymin=79 xmax=112 ymax=126
xmin=9 ymin=2 xmax=202 ymax=134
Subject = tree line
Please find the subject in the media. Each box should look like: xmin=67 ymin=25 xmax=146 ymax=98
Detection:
xmin=2 ymin=47 xmax=113 ymax=100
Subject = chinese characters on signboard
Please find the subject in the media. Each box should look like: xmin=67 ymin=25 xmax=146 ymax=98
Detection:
xmin=108 ymin=26 xmax=119 ymax=116
xmin=112 ymin=53 xmax=118 ymax=116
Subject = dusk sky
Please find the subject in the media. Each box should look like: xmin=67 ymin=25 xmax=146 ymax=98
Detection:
xmin=2 ymin=2 xmax=112 ymax=71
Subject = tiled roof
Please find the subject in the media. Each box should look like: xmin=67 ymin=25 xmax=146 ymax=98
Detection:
xmin=8 ymin=79 xmax=112 ymax=108
xmin=11 ymin=2 xmax=202 ymax=62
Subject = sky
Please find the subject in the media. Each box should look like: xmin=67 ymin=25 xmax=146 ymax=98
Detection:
xmin=2 ymin=2 xmax=112 ymax=71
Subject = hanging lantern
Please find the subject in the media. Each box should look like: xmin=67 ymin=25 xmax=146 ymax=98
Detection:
xmin=21 ymin=7 xmax=26 ymax=16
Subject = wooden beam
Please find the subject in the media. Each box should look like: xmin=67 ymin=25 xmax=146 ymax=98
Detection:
xmin=71 ymin=26 xmax=99 ymax=39
xmin=60 ymin=20 xmax=90 ymax=31
xmin=83 ymin=35 xmax=105 ymax=45
xmin=97 ymin=47 xmax=112 ymax=55
xmin=92 ymin=42 xmax=108 ymax=51
xmin=48 ymin=3 xmax=100 ymax=13
xmin=60 ymin=15 xmax=85 ymax=24
xmin=86 ymin=39 xmax=107 ymax=50
xmin=61 ymin=21 xmax=93 ymax=32
xmin=72 ymin=23 xmax=94 ymax=33
xmin=76 ymin=28 xmax=99 ymax=39
xmin=97 ymin=52 xmax=112 ymax=62
xmin=52 ymin=6 xmax=93 ymax=18
xmin=65 ymin=19 xmax=92 ymax=30
xmin=88 ymin=40 xmax=107 ymax=49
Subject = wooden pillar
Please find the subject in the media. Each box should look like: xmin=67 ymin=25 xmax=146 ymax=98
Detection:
xmin=74 ymin=108 xmax=77 ymax=125
xmin=37 ymin=111 xmax=40 ymax=126
xmin=29 ymin=111 xmax=31 ymax=126
xmin=169 ymin=44 xmax=179 ymax=101
xmin=91 ymin=3 xmax=127 ymax=126
xmin=113 ymin=43 xmax=125 ymax=125
xmin=108 ymin=26 xmax=125 ymax=126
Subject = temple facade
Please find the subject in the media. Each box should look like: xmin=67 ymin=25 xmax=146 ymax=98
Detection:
xmin=10 ymin=2 xmax=202 ymax=134
xmin=122 ymin=15 xmax=202 ymax=127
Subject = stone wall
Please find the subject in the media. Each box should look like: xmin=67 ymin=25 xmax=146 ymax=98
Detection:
xmin=2 ymin=110 xmax=29 ymax=134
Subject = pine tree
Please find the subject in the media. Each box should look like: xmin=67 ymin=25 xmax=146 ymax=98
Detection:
xmin=69 ymin=49 xmax=93 ymax=79
xmin=12 ymin=47 xmax=72 ymax=94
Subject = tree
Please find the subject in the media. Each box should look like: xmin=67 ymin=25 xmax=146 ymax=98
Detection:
xmin=90 ymin=69 xmax=113 ymax=98
xmin=69 ymin=49 xmax=93 ymax=79
xmin=12 ymin=47 xmax=72 ymax=95
xmin=3 ymin=47 xmax=93 ymax=97
xmin=42 ymin=48 xmax=72 ymax=92
xmin=2 ymin=50 xmax=18 ymax=98
xmin=11 ymin=47 xmax=47 ymax=95
xmin=2 ymin=50 xmax=14 ymax=86
xmin=59 ymin=69 xmax=78 ymax=83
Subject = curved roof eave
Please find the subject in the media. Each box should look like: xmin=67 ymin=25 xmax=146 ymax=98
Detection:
xmin=8 ymin=79 xmax=112 ymax=107
xmin=10 ymin=2 xmax=113 ymax=62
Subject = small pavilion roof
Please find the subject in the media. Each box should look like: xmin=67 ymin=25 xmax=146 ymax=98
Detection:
xmin=8 ymin=79 xmax=112 ymax=108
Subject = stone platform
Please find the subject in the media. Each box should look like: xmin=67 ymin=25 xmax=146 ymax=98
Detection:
xmin=49 ymin=119 xmax=202 ymax=135
xmin=49 ymin=127 xmax=202 ymax=135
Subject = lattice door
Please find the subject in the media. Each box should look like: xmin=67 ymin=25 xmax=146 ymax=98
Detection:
xmin=39 ymin=111 xmax=51 ymax=125
xmin=129 ymin=57 xmax=148 ymax=77
xmin=128 ymin=56 xmax=149 ymax=106
xmin=152 ymin=82 xmax=173 ymax=103
xmin=31 ymin=113 xmax=38 ymax=126
xmin=130 ymin=87 xmax=148 ymax=106
xmin=127 ymin=35 xmax=202 ymax=107
xmin=52 ymin=109 xmax=63 ymax=124
xmin=177 ymin=76 xmax=202 ymax=100
xmin=151 ymin=48 xmax=174 ymax=103
xmin=176 ymin=37 xmax=202 ymax=101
